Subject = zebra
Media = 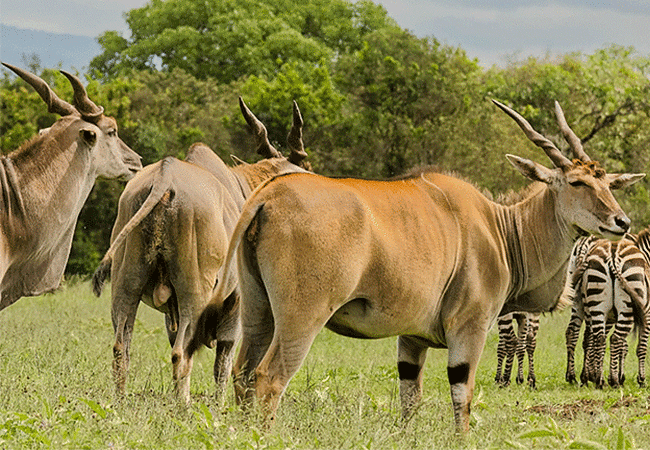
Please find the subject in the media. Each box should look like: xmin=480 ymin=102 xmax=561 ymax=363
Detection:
xmin=624 ymin=228 xmax=650 ymax=386
xmin=561 ymin=235 xmax=598 ymax=384
xmin=495 ymin=236 xmax=596 ymax=389
xmin=494 ymin=312 xmax=540 ymax=388
xmin=562 ymin=233 xmax=649 ymax=388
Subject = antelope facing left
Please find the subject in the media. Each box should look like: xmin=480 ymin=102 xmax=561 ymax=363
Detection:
xmin=192 ymin=99 xmax=643 ymax=433
xmin=0 ymin=62 xmax=142 ymax=311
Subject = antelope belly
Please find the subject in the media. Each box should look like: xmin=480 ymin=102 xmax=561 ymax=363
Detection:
xmin=325 ymin=297 xmax=406 ymax=339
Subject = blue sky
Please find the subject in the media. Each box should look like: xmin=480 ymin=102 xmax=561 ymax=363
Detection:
xmin=2 ymin=0 xmax=649 ymax=67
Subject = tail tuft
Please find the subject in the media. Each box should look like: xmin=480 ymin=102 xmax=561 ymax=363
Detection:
xmin=92 ymin=257 xmax=112 ymax=297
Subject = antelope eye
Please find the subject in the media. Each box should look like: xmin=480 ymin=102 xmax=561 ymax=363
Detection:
xmin=107 ymin=129 xmax=117 ymax=137
xmin=569 ymin=180 xmax=589 ymax=188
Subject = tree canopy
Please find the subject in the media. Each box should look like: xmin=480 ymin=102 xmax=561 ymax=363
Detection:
xmin=2 ymin=0 xmax=650 ymax=275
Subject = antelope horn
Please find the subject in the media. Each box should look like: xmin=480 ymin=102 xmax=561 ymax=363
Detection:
xmin=287 ymin=100 xmax=308 ymax=165
xmin=2 ymin=62 xmax=76 ymax=117
xmin=238 ymin=96 xmax=281 ymax=159
xmin=554 ymin=101 xmax=591 ymax=162
xmin=61 ymin=71 xmax=104 ymax=121
xmin=492 ymin=99 xmax=572 ymax=168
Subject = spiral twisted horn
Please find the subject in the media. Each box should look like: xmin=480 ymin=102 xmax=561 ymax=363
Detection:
xmin=554 ymin=101 xmax=591 ymax=162
xmin=238 ymin=97 xmax=281 ymax=159
xmin=2 ymin=62 xmax=76 ymax=117
xmin=61 ymin=71 xmax=104 ymax=122
xmin=287 ymin=101 xmax=308 ymax=166
xmin=493 ymin=99 xmax=572 ymax=168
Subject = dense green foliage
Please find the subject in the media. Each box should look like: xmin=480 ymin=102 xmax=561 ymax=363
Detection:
xmin=0 ymin=281 xmax=648 ymax=448
xmin=1 ymin=0 xmax=650 ymax=275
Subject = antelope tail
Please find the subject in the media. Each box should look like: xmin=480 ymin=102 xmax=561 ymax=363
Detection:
xmin=91 ymin=158 xmax=174 ymax=297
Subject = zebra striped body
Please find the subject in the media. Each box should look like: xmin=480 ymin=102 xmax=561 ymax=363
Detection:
xmin=495 ymin=312 xmax=540 ymax=388
xmin=628 ymin=229 xmax=650 ymax=386
xmin=562 ymin=236 xmax=598 ymax=384
xmin=563 ymin=233 xmax=649 ymax=388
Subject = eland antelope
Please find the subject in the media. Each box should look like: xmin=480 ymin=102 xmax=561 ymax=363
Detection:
xmin=92 ymin=98 xmax=309 ymax=403
xmin=191 ymin=99 xmax=643 ymax=432
xmin=0 ymin=62 xmax=141 ymax=311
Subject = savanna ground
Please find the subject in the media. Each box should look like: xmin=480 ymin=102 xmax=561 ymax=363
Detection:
xmin=0 ymin=280 xmax=648 ymax=449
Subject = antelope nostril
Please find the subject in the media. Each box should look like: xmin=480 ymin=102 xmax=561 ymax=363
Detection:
xmin=615 ymin=215 xmax=630 ymax=231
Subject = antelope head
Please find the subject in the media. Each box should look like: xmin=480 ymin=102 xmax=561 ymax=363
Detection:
xmin=2 ymin=62 xmax=142 ymax=180
xmin=494 ymin=100 xmax=644 ymax=240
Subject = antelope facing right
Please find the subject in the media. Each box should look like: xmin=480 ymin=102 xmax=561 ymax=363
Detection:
xmin=191 ymin=99 xmax=643 ymax=433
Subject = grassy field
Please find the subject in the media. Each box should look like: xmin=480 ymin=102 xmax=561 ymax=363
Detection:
xmin=0 ymin=280 xmax=648 ymax=449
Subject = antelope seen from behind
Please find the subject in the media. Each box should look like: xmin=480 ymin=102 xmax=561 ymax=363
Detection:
xmin=92 ymin=98 xmax=309 ymax=403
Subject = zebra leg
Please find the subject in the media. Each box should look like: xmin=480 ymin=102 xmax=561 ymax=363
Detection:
xmin=565 ymin=305 xmax=583 ymax=384
xmin=515 ymin=314 xmax=527 ymax=385
xmin=398 ymin=336 xmax=428 ymax=418
xmin=580 ymin=314 xmax=592 ymax=386
xmin=636 ymin=323 xmax=649 ymax=387
xmin=590 ymin=319 xmax=607 ymax=389
xmin=526 ymin=315 xmax=539 ymax=389
xmin=609 ymin=296 xmax=634 ymax=387
xmin=495 ymin=316 xmax=516 ymax=386
xmin=494 ymin=317 xmax=507 ymax=384
xmin=608 ymin=331 xmax=625 ymax=387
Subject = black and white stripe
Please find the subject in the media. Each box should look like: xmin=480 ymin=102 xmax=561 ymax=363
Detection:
xmin=563 ymin=233 xmax=649 ymax=388
xmin=495 ymin=312 xmax=540 ymax=388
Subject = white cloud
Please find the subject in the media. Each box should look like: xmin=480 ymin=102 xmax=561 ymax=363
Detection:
xmin=2 ymin=0 xmax=648 ymax=67
xmin=376 ymin=0 xmax=650 ymax=66
xmin=1 ymin=0 xmax=149 ymax=37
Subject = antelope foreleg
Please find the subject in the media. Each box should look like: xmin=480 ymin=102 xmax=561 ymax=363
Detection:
xmin=397 ymin=336 xmax=428 ymax=419
xmin=447 ymin=330 xmax=487 ymax=434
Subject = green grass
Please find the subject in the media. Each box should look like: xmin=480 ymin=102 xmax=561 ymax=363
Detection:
xmin=0 ymin=280 xmax=648 ymax=449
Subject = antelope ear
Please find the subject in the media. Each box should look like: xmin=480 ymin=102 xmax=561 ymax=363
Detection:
xmin=80 ymin=128 xmax=96 ymax=145
xmin=607 ymin=173 xmax=645 ymax=190
xmin=506 ymin=154 xmax=556 ymax=184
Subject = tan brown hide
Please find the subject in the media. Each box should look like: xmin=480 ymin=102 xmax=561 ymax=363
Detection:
xmin=0 ymin=62 xmax=141 ymax=311
xmin=92 ymin=99 xmax=309 ymax=402
xmin=199 ymin=100 xmax=643 ymax=433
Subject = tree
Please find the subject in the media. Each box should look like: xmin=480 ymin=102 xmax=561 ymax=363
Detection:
xmin=90 ymin=0 xmax=396 ymax=83
xmin=0 ymin=68 xmax=62 ymax=153
xmin=482 ymin=45 xmax=650 ymax=227
xmin=5 ymin=1 xmax=650 ymax=275
xmin=333 ymin=27 xmax=481 ymax=177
